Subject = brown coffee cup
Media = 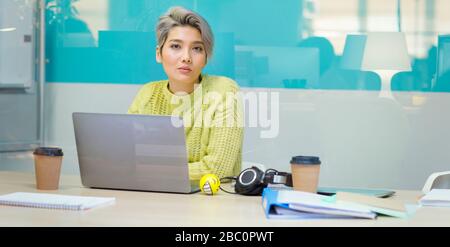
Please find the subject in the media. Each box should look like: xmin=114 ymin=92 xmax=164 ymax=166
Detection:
xmin=33 ymin=147 xmax=64 ymax=190
xmin=290 ymin=156 xmax=321 ymax=193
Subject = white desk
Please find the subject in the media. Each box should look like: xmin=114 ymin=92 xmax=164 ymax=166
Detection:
xmin=1 ymin=171 xmax=450 ymax=226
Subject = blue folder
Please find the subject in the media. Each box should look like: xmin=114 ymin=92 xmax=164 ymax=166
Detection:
xmin=261 ymin=188 xmax=371 ymax=219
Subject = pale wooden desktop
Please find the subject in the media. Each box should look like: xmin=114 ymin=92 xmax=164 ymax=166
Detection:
xmin=1 ymin=171 xmax=450 ymax=227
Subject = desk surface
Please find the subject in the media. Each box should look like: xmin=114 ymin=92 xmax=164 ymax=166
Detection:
xmin=1 ymin=171 xmax=450 ymax=227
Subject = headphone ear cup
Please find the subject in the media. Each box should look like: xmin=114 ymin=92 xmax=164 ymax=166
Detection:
xmin=235 ymin=178 xmax=262 ymax=195
xmin=234 ymin=167 xmax=265 ymax=196
xmin=234 ymin=180 xmax=254 ymax=195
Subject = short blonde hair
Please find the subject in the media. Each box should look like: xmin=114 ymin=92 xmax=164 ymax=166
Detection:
xmin=156 ymin=6 xmax=214 ymax=60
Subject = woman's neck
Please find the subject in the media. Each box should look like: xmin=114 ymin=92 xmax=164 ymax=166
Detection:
xmin=168 ymin=76 xmax=202 ymax=95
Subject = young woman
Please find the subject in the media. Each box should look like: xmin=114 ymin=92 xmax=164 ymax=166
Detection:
xmin=128 ymin=6 xmax=243 ymax=181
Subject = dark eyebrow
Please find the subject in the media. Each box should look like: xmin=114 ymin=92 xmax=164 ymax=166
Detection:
xmin=192 ymin=41 xmax=205 ymax=46
xmin=167 ymin=39 xmax=204 ymax=46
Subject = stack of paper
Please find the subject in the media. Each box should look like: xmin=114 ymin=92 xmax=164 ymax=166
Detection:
xmin=262 ymin=188 xmax=408 ymax=219
xmin=419 ymin=189 xmax=450 ymax=207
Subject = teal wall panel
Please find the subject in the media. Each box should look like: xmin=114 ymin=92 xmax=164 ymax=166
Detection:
xmin=44 ymin=0 xmax=450 ymax=92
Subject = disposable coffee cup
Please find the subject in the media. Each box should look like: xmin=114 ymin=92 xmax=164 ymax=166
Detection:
xmin=33 ymin=147 xmax=64 ymax=190
xmin=290 ymin=156 xmax=321 ymax=193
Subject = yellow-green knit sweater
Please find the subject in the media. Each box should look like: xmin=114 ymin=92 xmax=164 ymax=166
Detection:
xmin=128 ymin=75 xmax=243 ymax=180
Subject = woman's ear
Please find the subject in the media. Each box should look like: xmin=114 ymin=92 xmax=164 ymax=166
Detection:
xmin=156 ymin=46 xmax=162 ymax=63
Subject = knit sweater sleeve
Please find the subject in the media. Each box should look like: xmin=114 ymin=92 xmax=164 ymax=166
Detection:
xmin=127 ymin=83 xmax=153 ymax=114
xmin=188 ymin=84 xmax=244 ymax=180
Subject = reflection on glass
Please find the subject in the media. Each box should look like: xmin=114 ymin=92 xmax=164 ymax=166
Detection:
xmin=435 ymin=35 xmax=450 ymax=92
xmin=235 ymin=46 xmax=318 ymax=88
xmin=43 ymin=0 xmax=450 ymax=92
xmin=339 ymin=34 xmax=380 ymax=91
xmin=341 ymin=35 xmax=366 ymax=70
xmin=361 ymin=32 xmax=411 ymax=99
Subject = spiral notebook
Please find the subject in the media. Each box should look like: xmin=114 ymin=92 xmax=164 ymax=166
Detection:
xmin=0 ymin=192 xmax=115 ymax=210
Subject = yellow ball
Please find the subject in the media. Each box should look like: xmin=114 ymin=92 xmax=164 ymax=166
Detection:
xmin=199 ymin=174 xmax=220 ymax=195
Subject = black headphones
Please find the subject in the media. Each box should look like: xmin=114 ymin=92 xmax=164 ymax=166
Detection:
xmin=229 ymin=166 xmax=292 ymax=196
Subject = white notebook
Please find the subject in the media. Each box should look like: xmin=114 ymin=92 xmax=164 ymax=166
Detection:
xmin=420 ymin=189 xmax=450 ymax=207
xmin=0 ymin=192 xmax=116 ymax=211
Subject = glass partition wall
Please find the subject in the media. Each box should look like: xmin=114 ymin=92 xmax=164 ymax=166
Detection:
xmin=3 ymin=0 xmax=450 ymax=189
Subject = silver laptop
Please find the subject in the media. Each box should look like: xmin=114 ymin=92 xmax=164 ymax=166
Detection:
xmin=72 ymin=112 xmax=199 ymax=194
